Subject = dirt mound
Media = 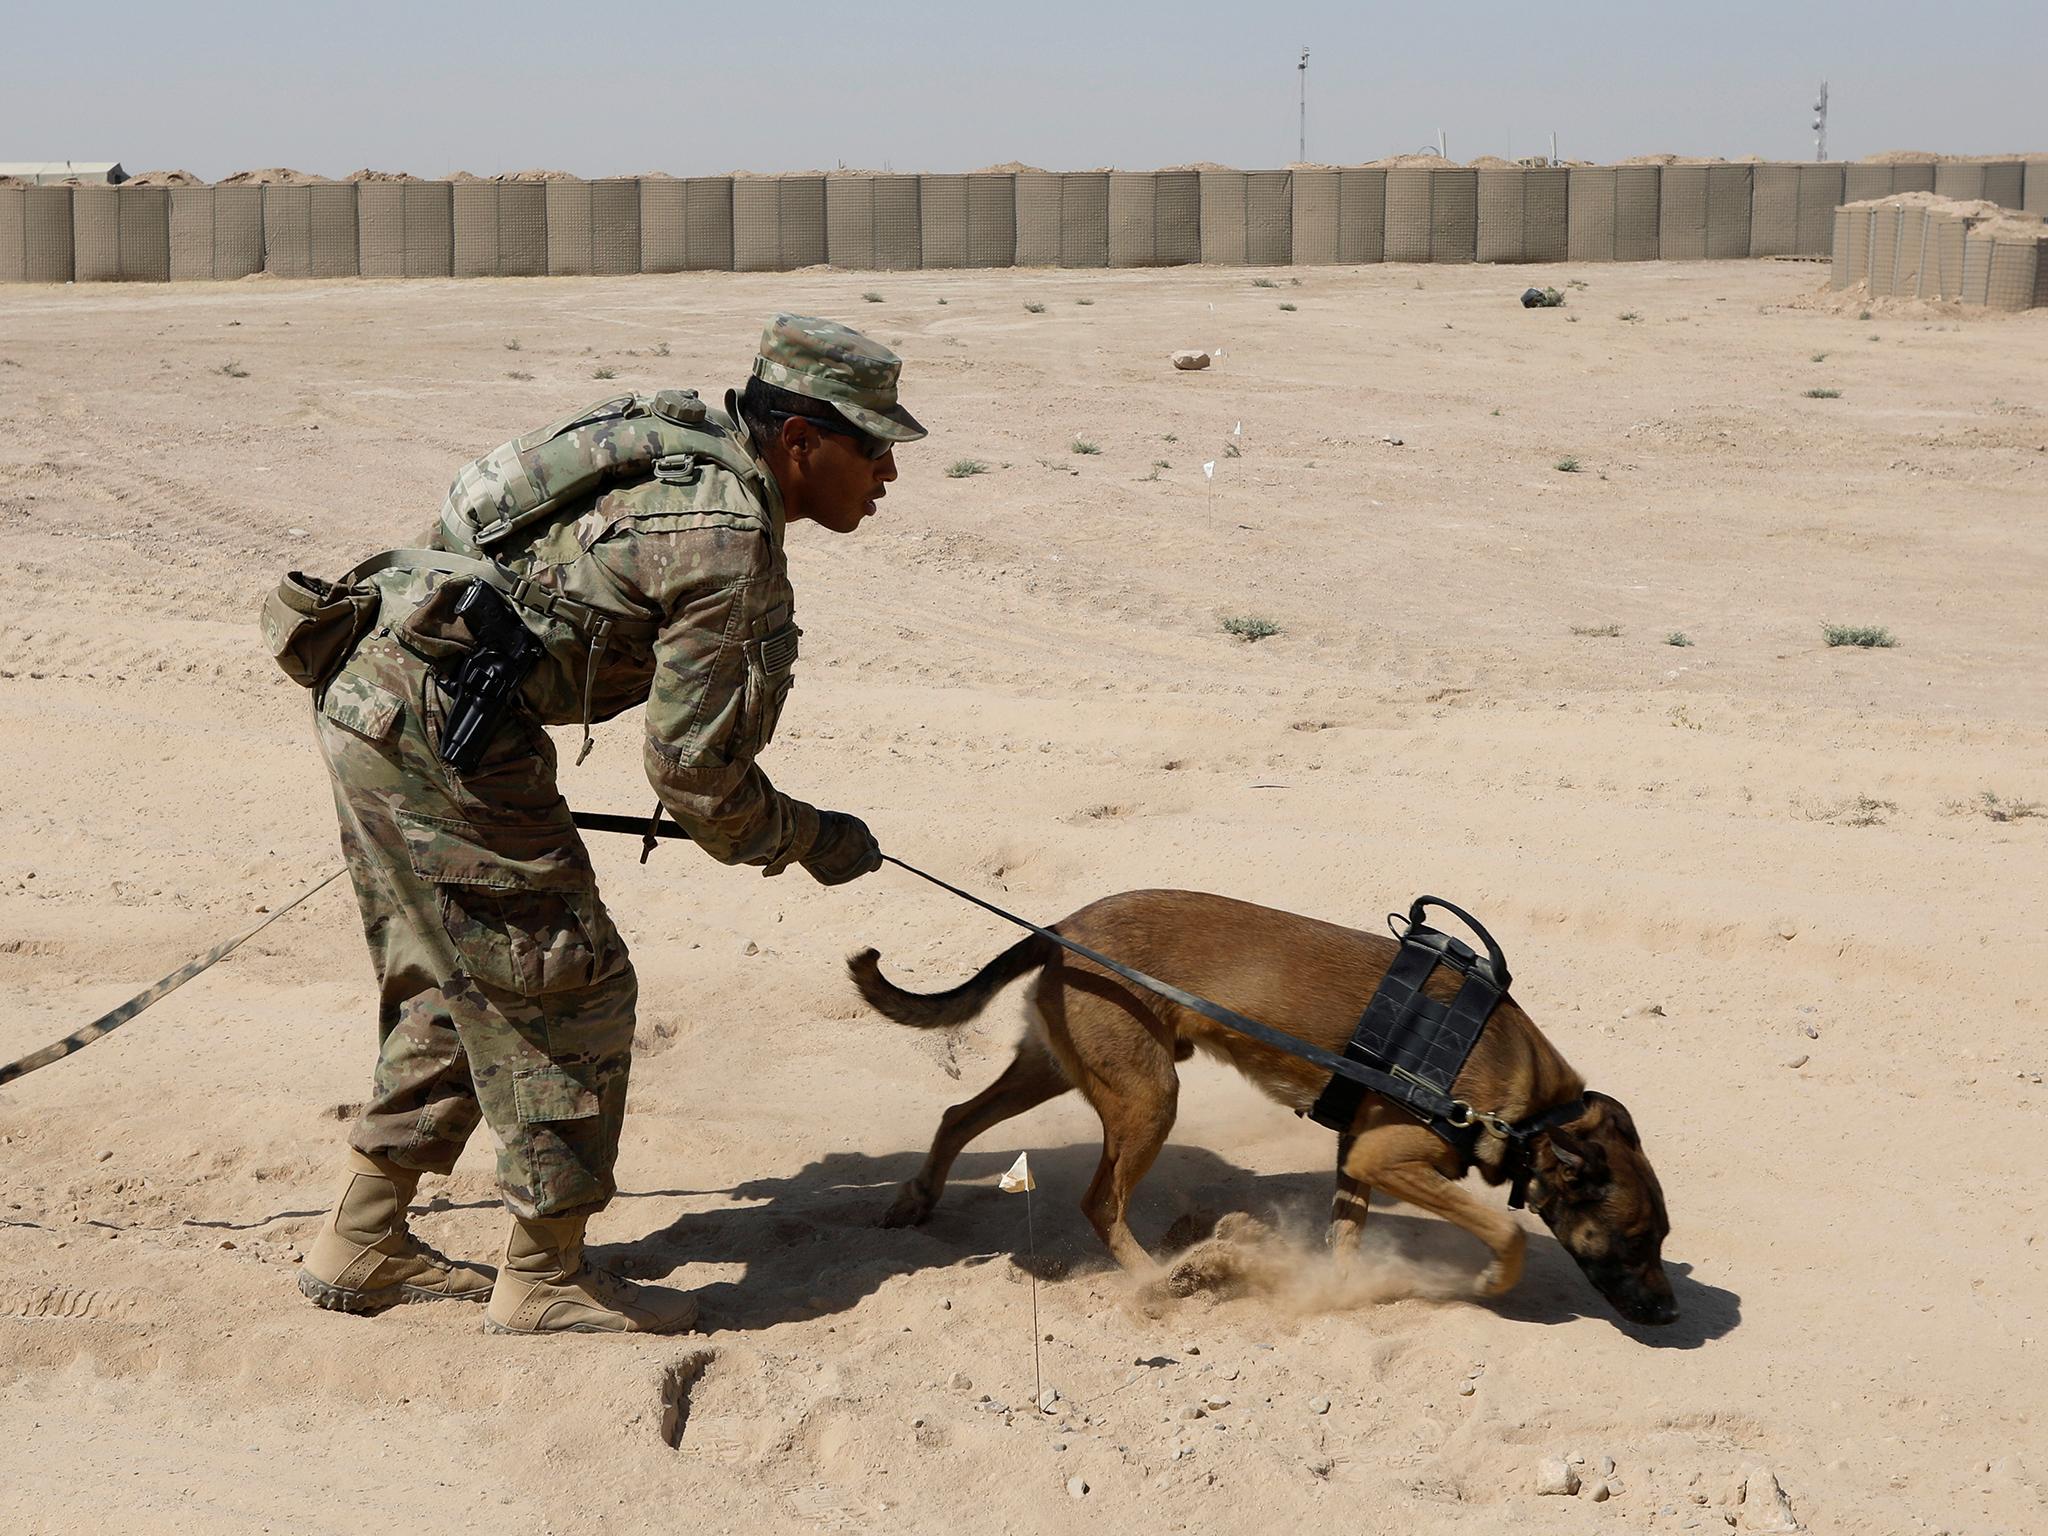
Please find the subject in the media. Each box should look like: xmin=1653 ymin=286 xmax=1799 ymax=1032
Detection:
xmin=497 ymin=168 xmax=577 ymax=182
xmin=218 ymin=167 xmax=330 ymax=186
xmin=344 ymin=169 xmax=420 ymax=184
xmin=122 ymin=170 xmax=204 ymax=187
xmin=1864 ymin=149 xmax=1942 ymax=164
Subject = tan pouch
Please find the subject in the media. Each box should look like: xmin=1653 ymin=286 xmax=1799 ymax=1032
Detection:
xmin=260 ymin=570 xmax=380 ymax=691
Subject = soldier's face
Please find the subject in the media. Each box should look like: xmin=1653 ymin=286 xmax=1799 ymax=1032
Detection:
xmin=780 ymin=418 xmax=898 ymax=535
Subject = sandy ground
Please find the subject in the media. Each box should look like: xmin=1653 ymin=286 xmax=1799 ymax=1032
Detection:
xmin=0 ymin=258 xmax=2043 ymax=1536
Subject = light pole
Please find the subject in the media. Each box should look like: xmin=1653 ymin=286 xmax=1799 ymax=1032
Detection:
xmin=1812 ymin=81 xmax=1829 ymax=162
xmin=1298 ymin=48 xmax=1309 ymax=163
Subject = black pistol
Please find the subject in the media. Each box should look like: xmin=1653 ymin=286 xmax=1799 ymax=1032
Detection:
xmin=437 ymin=579 xmax=545 ymax=773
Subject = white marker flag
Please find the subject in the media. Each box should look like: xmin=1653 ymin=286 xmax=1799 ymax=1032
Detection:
xmin=1202 ymin=461 xmax=1216 ymax=480
xmin=1233 ymin=421 xmax=1242 ymax=437
xmin=999 ymin=1151 xmax=1036 ymax=1193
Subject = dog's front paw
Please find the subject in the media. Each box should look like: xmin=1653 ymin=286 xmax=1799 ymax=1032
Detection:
xmin=879 ymin=1184 xmax=935 ymax=1229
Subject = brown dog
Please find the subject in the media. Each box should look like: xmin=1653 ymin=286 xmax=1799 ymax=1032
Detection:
xmin=850 ymin=889 xmax=1677 ymax=1326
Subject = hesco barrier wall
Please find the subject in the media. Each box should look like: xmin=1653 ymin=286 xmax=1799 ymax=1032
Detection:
xmin=1844 ymin=164 xmax=1936 ymax=201
xmin=1830 ymin=196 xmax=2048 ymax=309
xmin=1567 ymin=167 xmax=1661 ymax=261
xmin=1384 ymin=168 xmax=1476 ymax=263
xmin=825 ymin=175 xmax=921 ymax=270
xmin=1106 ymin=172 xmax=1200 ymax=267
xmin=1749 ymin=163 xmax=1844 ymax=256
xmin=453 ymin=182 xmax=548 ymax=278
xmin=640 ymin=177 xmax=733 ymax=273
xmin=263 ymin=184 xmax=359 ymax=279
xmin=1659 ymin=165 xmax=1753 ymax=259
xmin=1477 ymin=168 xmax=1569 ymax=263
xmin=357 ymin=182 xmax=454 ymax=278
xmin=1015 ymin=172 xmax=1110 ymax=267
xmin=11 ymin=159 xmax=2044 ymax=283
xmin=73 ymin=185 xmax=170 ymax=281
xmin=169 ymin=185 xmax=264 ymax=280
xmin=546 ymin=178 xmax=641 ymax=276
xmin=1199 ymin=171 xmax=1292 ymax=265
xmin=0 ymin=186 xmax=76 ymax=283
xmin=1934 ymin=162 xmax=2025 ymax=209
xmin=733 ymin=177 xmax=827 ymax=271
xmin=1290 ymin=168 xmax=1385 ymax=263
xmin=918 ymin=174 xmax=1014 ymax=268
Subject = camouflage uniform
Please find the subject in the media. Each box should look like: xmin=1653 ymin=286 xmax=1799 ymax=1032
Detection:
xmin=312 ymin=317 xmax=924 ymax=1219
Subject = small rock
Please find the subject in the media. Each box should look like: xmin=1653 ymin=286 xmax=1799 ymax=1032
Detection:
xmin=1039 ymin=1389 xmax=1061 ymax=1413
xmin=910 ymin=1414 xmax=926 ymax=1429
xmin=1308 ymin=1396 xmax=1331 ymax=1415
xmin=1782 ymin=1053 xmax=1809 ymax=1070
xmin=1801 ymin=1022 xmax=1820 ymax=1039
xmin=1536 ymin=1458 xmax=1581 ymax=1496
xmin=1066 ymin=1475 xmax=1089 ymax=1499
xmin=1170 ymin=350 xmax=1211 ymax=371
xmin=742 ymin=940 xmax=760 ymax=956
xmin=288 ymin=526 xmax=308 ymax=536
xmin=1588 ymin=1479 xmax=1612 ymax=1502
xmin=939 ymin=1297 xmax=951 ymax=1310
xmin=1602 ymin=1456 xmax=1617 ymax=1476
xmin=1777 ymin=924 xmax=1798 ymax=941
xmin=96 ymin=1150 xmax=113 ymax=1163
xmin=1176 ymin=1404 xmax=1205 ymax=1421
xmin=1182 ymin=1341 xmax=1201 ymax=1355
xmin=1220 ymin=1367 xmax=1239 ymax=1382
xmin=1739 ymin=1468 xmax=1800 ymax=1532
xmin=1203 ymin=1395 xmax=1230 ymax=1411
xmin=1051 ymin=1441 xmax=1066 ymax=1453
xmin=985 ymin=1400 xmax=1009 ymax=1415
xmin=949 ymin=1372 xmax=973 ymax=1391
xmin=1307 ymin=1457 xmax=1333 ymax=1479
xmin=1457 ymin=1381 xmax=1476 ymax=1397
xmin=1636 ymin=1003 xmax=1666 ymax=1017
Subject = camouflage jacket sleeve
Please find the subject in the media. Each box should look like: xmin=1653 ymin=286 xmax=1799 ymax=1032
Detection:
xmin=632 ymin=520 xmax=816 ymax=871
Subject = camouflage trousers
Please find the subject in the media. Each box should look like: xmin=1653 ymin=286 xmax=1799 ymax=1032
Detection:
xmin=315 ymin=629 xmax=636 ymax=1219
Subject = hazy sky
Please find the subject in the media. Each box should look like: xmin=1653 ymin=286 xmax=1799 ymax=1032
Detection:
xmin=5 ymin=1 xmax=2041 ymax=180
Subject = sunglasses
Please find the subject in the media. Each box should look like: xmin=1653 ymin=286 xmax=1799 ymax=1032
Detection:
xmin=769 ymin=407 xmax=894 ymax=461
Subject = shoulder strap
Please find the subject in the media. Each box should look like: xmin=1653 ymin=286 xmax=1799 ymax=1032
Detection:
xmin=342 ymin=549 xmax=657 ymax=643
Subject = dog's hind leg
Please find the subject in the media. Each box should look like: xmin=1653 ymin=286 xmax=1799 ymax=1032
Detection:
xmin=880 ymin=1032 xmax=1071 ymax=1229
xmin=1071 ymin=1042 xmax=1180 ymax=1277
xmin=1357 ymin=1132 xmax=1527 ymax=1298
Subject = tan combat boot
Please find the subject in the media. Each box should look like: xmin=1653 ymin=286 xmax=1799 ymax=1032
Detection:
xmin=298 ymin=1149 xmax=495 ymax=1313
xmin=484 ymin=1213 xmax=699 ymax=1335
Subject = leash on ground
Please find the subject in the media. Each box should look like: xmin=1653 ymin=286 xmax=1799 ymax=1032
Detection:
xmin=0 ymin=868 xmax=349 ymax=1089
xmin=6 ymin=816 xmax=1471 ymax=1131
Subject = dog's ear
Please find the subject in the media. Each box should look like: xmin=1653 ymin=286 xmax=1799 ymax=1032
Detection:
xmin=1586 ymin=1091 xmax=1641 ymax=1149
xmin=1546 ymin=1129 xmax=1610 ymax=1195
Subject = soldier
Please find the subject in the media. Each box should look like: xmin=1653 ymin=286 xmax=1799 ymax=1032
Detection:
xmin=291 ymin=315 xmax=923 ymax=1334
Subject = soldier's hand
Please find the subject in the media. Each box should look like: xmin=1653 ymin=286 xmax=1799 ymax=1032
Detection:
xmin=801 ymin=811 xmax=884 ymax=886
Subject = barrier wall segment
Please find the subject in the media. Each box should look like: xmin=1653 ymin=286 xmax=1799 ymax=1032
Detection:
xmin=1015 ymin=171 xmax=1110 ymax=267
xmin=733 ymin=176 xmax=828 ymax=271
xmin=1289 ymin=167 xmax=1385 ymax=264
xmin=453 ymin=182 xmax=549 ymax=277
xmin=917 ymin=174 xmax=1014 ymax=268
xmin=264 ymin=184 xmax=360 ymax=279
xmin=2028 ymin=162 xmax=2048 ymax=215
xmin=357 ymin=182 xmax=455 ymax=278
xmin=0 ymin=185 xmax=75 ymax=283
xmin=546 ymin=178 xmax=641 ymax=276
xmin=1107 ymin=172 xmax=1200 ymax=266
xmin=1659 ymin=165 xmax=1752 ymax=259
xmin=1934 ymin=161 xmax=2026 ymax=210
xmin=1199 ymin=171 xmax=1293 ymax=265
xmin=1476 ymin=168 xmax=1568 ymax=263
xmin=1566 ymin=166 xmax=1660 ymax=262
xmin=1750 ymin=163 xmax=1845 ymax=256
xmin=825 ymin=175 xmax=921 ymax=270
xmin=640 ymin=177 xmax=734 ymax=273
xmin=1383 ymin=168 xmax=1476 ymax=263
xmin=73 ymin=186 xmax=171 ymax=281
xmin=169 ymin=185 xmax=264 ymax=280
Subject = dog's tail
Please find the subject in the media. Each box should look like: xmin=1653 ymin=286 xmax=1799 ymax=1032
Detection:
xmin=847 ymin=934 xmax=1054 ymax=1028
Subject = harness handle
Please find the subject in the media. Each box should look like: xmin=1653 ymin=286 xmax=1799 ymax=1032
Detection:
xmin=1405 ymin=894 xmax=1511 ymax=992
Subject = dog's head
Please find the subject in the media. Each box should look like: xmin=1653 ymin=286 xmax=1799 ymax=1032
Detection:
xmin=1526 ymin=1091 xmax=1677 ymax=1326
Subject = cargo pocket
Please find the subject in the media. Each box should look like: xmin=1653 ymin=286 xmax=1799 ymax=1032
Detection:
xmin=319 ymin=672 xmax=404 ymax=743
xmin=513 ymin=1065 xmax=600 ymax=1125
xmin=395 ymin=810 xmax=624 ymax=996
xmin=742 ymin=616 xmax=801 ymax=754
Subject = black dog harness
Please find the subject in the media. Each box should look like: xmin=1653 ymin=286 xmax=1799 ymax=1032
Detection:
xmin=1303 ymin=897 xmax=1587 ymax=1209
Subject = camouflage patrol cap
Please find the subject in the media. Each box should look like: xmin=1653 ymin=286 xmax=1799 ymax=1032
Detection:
xmin=752 ymin=314 xmax=927 ymax=445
